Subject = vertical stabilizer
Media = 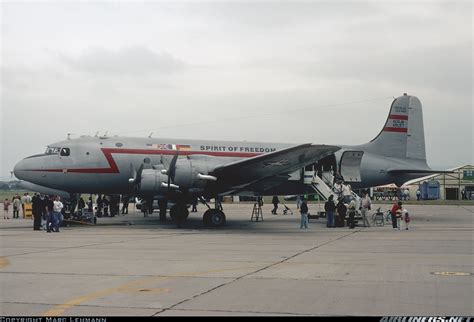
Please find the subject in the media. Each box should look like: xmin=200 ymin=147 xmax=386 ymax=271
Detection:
xmin=363 ymin=94 xmax=426 ymax=160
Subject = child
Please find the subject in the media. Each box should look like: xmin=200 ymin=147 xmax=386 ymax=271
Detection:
xmin=403 ymin=209 xmax=411 ymax=230
xmin=3 ymin=198 xmax=10 ymax=219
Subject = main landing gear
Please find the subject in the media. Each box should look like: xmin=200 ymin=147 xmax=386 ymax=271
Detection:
xmin=168 ymin=197 xmax=226 ymax=228
xmin=202 ymin=198 xmax=226 ymax=228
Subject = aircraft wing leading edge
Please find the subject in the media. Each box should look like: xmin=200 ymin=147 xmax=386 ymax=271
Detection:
xmin=208 ymin=143 xmax=340 ymax=192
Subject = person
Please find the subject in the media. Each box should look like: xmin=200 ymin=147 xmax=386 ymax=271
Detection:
xmin=347 ymin=199 xmax=356 ymax=229
xmin=191 ymin=196 xmax=198 ymax=212
xmin=32 ymin=193 xmax=42 ymax=230
xmin=141 ymin=201 xmax=149 ymax=217
xmin=324 ymin=195 xmax=336 ymax=228
xmin=45 ymin=195 xmax=55 ymax=233
xmin=52 ymin=196 xmax=64 ymax=232
xmin=20 ymin=193 xmax=28 ymax=217
xmin=404 ymin=188 xmax=410 ymax=200
xmin=88 ymin=196 xmax=94 ymax=212
xmin=3 ymin=198 xmax=10 ymax=219
xmin=12 ymin=195 xmax=21 ymax=219
xmin=96 ymin=195 xmax=103 ymax=217
xmin=333 ymin=171 xmax=344 ymax=185
xmin=78 ymin=197 xmax=86 ymax=214
xmin=333 ymin=182 xmax=343 ymax=199
xmin=271 ymin=196 xmax=280 ymax=215
xmin=416 ymin=189 xmax=421 ymax=201
xmin=299 ymin=198 xmax=309 ymax=229
xmin=102 ymin=196 xmax=109 ymax=216
xmin=121 ymin=195 xmax=130 ymax=214
xmin=296 ymin=195 xmax=301 ymax=210
xmin=39 ymin=195 xmax=48 ymax=230
xmin=342 ymin=184 xmax=352 ymax=204
xmin=336 ymin=197 xmax=347 ymax=227
xmin=25 ymin=193 xmax=32 ymax=208
xmin=360 ymin=192 xmax=371 ymax=227
xmin=390 ymin=201 xmax=403 ymax=230
xmin=403 ymin=208 xmax=411 ymax=230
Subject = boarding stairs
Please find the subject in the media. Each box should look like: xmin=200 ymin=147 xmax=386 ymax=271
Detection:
xmin=304 ymin=170 xmax=338 ymax=201
xmin=304 ymin=170 xmax=362 ymax=216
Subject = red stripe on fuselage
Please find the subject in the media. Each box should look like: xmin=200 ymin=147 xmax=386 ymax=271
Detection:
xmin=26 ymin=148 xmax=262 ymax=174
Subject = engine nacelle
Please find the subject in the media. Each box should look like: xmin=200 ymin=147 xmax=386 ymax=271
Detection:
xmin=139 ymin=169 xmax=169 ymax=194
xmin=173 ymin=158 xmax=216 ymax=188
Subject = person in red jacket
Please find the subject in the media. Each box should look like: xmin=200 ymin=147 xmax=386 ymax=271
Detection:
xmin=391 ymin=201 xmax=402 ymax=230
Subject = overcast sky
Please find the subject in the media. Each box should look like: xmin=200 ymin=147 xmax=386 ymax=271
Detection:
xmin=1 ymin=1 xmax=472 ymax=180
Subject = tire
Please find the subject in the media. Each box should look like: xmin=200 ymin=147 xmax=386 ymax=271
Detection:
xmin=209 ymin=210 xmax=226 ymax=227
xmin=203 ymin=209 xmax=226 ymax=227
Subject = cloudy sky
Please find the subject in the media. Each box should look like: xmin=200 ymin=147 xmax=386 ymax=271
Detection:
xmin=1 ymin=1 xmax=472 ymax=180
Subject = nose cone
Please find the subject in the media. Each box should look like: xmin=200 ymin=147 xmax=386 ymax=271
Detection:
xmin=13 ymin=157 xmax=39 ymax=183
xmin=13 ymin=159 xmax=27 ymax=180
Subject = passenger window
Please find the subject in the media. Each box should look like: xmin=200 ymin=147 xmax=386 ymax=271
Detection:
xmin=60 ymin=148 xmax=70 ymax=156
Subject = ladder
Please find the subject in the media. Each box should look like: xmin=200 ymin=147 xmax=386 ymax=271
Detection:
xmin=310 ymin=173 xmax=335 ymax=201
xmin=251 ymin=199 xmax=264 ymax=222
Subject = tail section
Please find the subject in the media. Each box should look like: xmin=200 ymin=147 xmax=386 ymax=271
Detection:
xmin=363 ymin=93 xmax=426 ymax=160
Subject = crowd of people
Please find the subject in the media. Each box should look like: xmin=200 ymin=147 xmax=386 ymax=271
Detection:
xmin=3 ymin=192 xmax=33 ymax=220
xmin=3 ymin=187 xmax=413 ymax=232
xmin=3 ymin=193 xmax=64 ymax=232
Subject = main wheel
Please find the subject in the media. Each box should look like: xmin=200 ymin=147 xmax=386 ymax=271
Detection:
xmin=203 ymin=209 xmax=226 ymax=227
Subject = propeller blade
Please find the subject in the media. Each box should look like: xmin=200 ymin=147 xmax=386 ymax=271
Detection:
xmin=136 ymin=164 xmax=144 ymax=190
xmin=167 ymin=150 xmax=179 ymax=195
xmin=168 ymin=151 xmax=179 ymax=182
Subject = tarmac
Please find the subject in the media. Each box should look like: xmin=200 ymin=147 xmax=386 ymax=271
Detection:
xmin=0 ymin=202 xmax=473 ymax=316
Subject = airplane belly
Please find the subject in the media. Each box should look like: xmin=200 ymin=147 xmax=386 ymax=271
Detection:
xmin=41 ymin=172 xmax=129 ymax=194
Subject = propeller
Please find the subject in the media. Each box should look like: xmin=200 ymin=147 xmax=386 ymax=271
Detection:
xmin=167 ymin=151 xmax=179 ymax=187
xmin=129 ymin=163 xmax=144 ymax=193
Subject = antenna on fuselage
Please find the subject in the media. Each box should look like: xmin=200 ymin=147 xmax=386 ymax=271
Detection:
xmin=148 ymin=132 xmax=154 ymax=138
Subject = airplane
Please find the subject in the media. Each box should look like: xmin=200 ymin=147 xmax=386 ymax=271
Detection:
xmin=13 ymin=93 xmax=443 ymax=227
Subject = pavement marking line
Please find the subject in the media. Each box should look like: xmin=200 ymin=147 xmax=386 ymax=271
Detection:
xmin=41 ymin=265 xmax=263 ymax=316
xmin=0 ymin=257 xmax=10 ymax=268
xmin=161 ymin=230 xmax=361 ymax=315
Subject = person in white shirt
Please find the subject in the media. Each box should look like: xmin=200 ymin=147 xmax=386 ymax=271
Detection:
xmin=342 ymin=184 xmax=352 ymax=204
xmin=52 ymin=196 xmax=64 ymax=232
xmin=360 ymin=192 xmax=371 ymax=227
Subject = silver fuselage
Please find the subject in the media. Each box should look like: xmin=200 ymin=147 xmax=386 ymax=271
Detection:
xmin=13 ymin=136 xmax=428 ymax=194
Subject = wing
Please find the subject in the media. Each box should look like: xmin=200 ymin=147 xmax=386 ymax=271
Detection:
xmin=208 ymin=143 xmax=340 ymax=192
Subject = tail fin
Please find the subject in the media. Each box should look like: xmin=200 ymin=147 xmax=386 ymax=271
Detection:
xmin=363 ymin=93 xmax=426 ymax=160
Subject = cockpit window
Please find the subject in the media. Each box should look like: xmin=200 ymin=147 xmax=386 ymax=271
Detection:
xmin=44 ymin=146 xmax=70 ymax=156
xmin=60 ymin=148 xmax=70 ymax=156
xmin=45 ymin=147 xmax=61 ymax=155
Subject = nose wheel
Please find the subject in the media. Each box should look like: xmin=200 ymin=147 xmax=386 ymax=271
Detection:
xmin=203 ymin=209 xmax=226 ymax=227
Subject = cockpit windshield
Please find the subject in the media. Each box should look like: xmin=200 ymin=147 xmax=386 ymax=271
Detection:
xmin=44 ymin=147 xmax=70 ymax=156
xmin=45 ymin=147 xmax=61 ymax=155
